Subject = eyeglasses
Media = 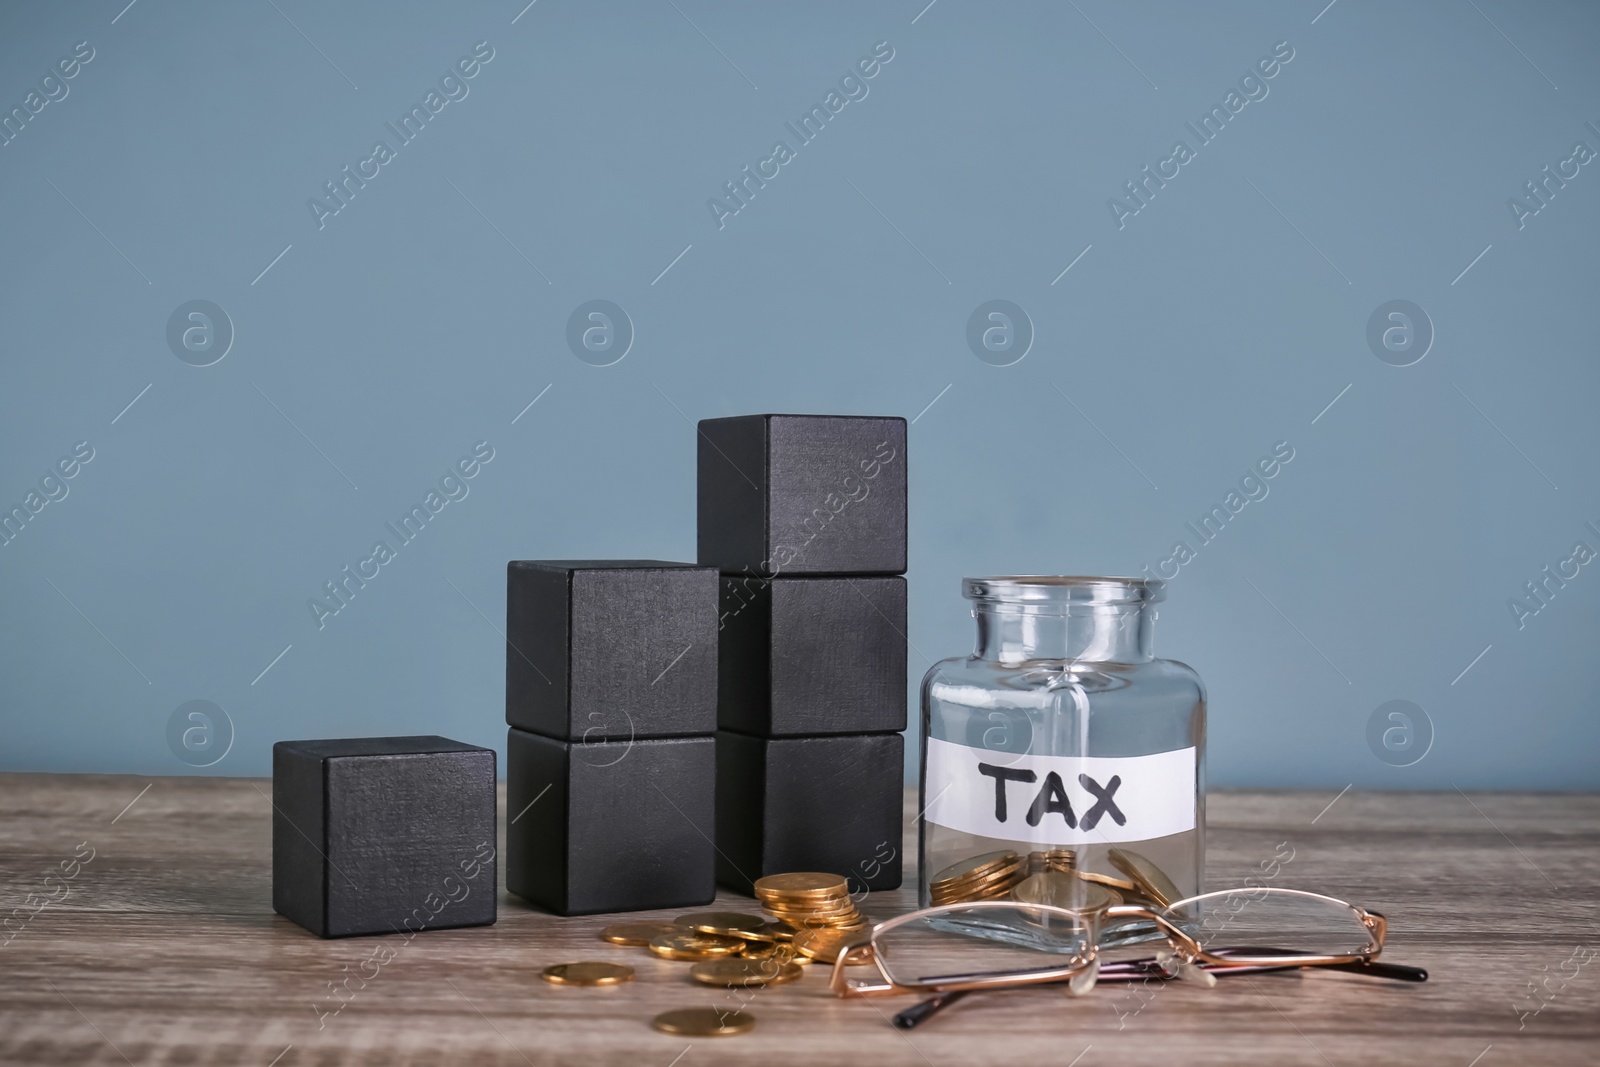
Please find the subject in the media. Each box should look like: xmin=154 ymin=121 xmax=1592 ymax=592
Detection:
xmin=888 ymin=949 xmax=1428 ymax=1030
xmin=829 ymin=886 xmax=1423 ymax=1016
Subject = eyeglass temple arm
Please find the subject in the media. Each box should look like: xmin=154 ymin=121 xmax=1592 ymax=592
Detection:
xmin=893 ymin=989 xmax=971 ymax=1029
xmin=1207 ymin=947 xmax=1426 ymax=982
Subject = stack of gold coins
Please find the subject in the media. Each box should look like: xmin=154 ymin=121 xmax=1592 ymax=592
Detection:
xmin=1042 ymin=847 xmax=1076 ymax=873
xmin=1025 ymin=848 xmax=1077 ymax=876
xmin=752 ymin=873 xmax=866 ymax=931
xmin=928 ymin=850 xmax=1026 ymax=904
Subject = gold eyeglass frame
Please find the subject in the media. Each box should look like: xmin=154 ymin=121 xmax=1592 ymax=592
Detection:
xmin=829 ymin=888 xmax=1388 ymax=999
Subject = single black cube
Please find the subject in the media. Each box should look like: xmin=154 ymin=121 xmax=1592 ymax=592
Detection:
xmin=718 ymin=575 xmax=906 ymax=736
xmin=506 ymin=728 xmax=716 ymax=915
xmin=697 ymin=414 xmax=907 ymax=577
xmin=715 ymin=730 xmax=903 ymax=895
xmin=505 ymin=560 xmax=719 ymax=741
xmin=272 ymin=736 xmax=497 ymax=939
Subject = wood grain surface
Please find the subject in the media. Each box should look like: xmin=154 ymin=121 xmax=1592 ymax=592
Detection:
xmin=1 ymin=774 xmax=1596 ymax=1066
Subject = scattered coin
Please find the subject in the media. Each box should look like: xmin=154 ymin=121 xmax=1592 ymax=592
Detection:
xmin=599 ymin=921 xmax=682 ymax=946
xmin=649 ymin=933 xmax=746 ymax=961
xmin=651 ymin=1008 xmax=756 ymax=1037
xmin=738 ymin=938 xmax=804 ymax=963
xmin=792 ymin=926 xmax=870 ymax=965
xmin=541 ymin=962 xmax=635 ymax=986
xmin=677 ymin=911 xmax=773 ymax=941
xmin=690 ymin=958 xmax=804 ymax=988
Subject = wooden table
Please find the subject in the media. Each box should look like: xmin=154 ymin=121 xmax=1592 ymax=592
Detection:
xmin=1 ymin=775 xmax=1596 ymax=1066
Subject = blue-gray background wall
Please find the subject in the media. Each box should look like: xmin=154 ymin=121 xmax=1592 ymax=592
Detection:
xmin=2 ymin=0 xmax=1596 ymax=789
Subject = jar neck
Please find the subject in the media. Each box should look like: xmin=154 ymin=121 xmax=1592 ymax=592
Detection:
xmin=973 ymin=604 xmax=1154 ymax=664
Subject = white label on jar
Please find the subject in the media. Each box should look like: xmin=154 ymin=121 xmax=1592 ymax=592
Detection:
xmin=923 ymin=737 xmax=1196 ymax=845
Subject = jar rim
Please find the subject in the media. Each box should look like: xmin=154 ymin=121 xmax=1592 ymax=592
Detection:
xmin=962 ymin=575 xmax=1166 ymax=606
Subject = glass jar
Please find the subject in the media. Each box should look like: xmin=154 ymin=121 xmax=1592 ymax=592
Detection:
xmin=918 ymin=576 xmax=1205 ymax=949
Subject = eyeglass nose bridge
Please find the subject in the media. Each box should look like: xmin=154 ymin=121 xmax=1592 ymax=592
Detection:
xmin=1103 ymin=902 xmax=1201 ymax=957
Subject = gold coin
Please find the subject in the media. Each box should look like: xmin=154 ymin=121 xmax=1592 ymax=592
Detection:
xmin=760 ymin=901 xmax=854 ymax=919
xmin=738 ymin=939 xmax=781 ymax=961
xmin=651 ymin=1008 xmax=756 ymax=1037
xmin=791 ymin=926 xmax=870 ymax=965
xmin=931 ymin=856 xmax=1024 ymax=894
xmin=676 ymin=911 xmax=772 ymax=941
xmin=932 ymin=877 xmax=1025 ymax=905
xmin=1075 ymin=870 xmax=1140 ymax=896
xmin=1107 ymin=847 xmax=1182 ymax=909
xmin=648 ymin=933 xmax=746 ymax=961
xmin=930 ymin=861 xmax=1025 ymax=902
xmin=763 ymin=920 xmax=800 ymax=942
xmin=599 ymin=921 xmax=683 ymax=946
xmin=931 ymin=850 xmax=1020 ymax=885
xmin=815 ymin=916 xmax=870 ymax=930
xmin=931 ymin=885 xmax=1012 ymax=905
xmin=937 ymin=858 xmax=1024 ymax=889
xmin=689 ymin=958 xmax=804 ymax=988
xmin=1010 ymin=872 xmax=1119 ymax=913
xmin=761 ymin=914 xmax=860 ymax=929
xmin=540 ymin=961 xmax=635 ymax=986
xmin=1043 ymin=848 xmax=1077 ymax=872
xmin=761 ymin=903 xmax=859 ymax=923
xmin=754 ymin=872 xmax=849 ymax=898
xmin=759 ymin=893 xmax=853 ymax=909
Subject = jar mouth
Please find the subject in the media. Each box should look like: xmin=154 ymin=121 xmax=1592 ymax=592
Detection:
xmin=962 ymin=575 xmax=1165 ymax=607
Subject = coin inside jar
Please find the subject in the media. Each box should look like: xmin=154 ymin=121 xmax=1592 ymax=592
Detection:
xmin=540 ymin=962 xmax=635 ymax=986
xmin=1107 ymin=847 xmax=1183 ymax=909
xmin=689 ymin=958 xmax=804 ymax=988
xmin=1043 ymin=848 xmax=1077 ymax=872
xmin=929 ymin=850 xmax=1026 ymax=904
xmin=649 ymin=933 xmax=746 ymax=960
xmin=651 ymin=1008 xmax=756 ymax=1037
xmin=599 ymin=921 xmax=683 ymax=946
xmin=1010 ymin=872 xmax=1119 ymax=912
xmin=1074 ymin=870 xmax=1141 ymax=898
xmin=932 ymin=850 xmax=1019 ymax=885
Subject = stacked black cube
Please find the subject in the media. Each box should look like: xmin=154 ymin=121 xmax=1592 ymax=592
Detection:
xmin=504 ymin=560 xmax=720 ymax=914
xmin=698 ymin=414 xmax=907 ymax=895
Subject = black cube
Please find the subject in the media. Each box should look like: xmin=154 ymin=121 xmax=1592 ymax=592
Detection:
xmin=272 ymin=736 xmax=497 ymax=939
xmin=715 ymin=730 xmax=903 ymax=895
xmin=718 ymin=575 xmax=906 ymax=736
xmin=505 ymin=560 xmax=719 ymax=741
xmin=697 ymin=414 xmax=906 ymax=577
xmin=506 ymin=728 xmax=716 ymax=915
